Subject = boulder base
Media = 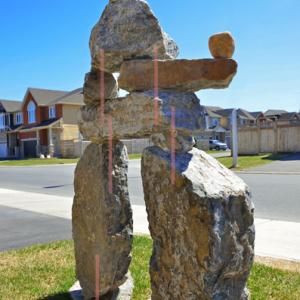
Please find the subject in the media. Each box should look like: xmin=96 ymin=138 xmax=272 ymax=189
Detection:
xmin=72 ymin=142 xmax=133 ymax=299
xmin=141 ymin=146 xmax=255 ymax=300
xmin=119 ymin=59 xmax=237 ymax=92
xmin=90 ymin=0 xmax=179 ymax=73
xmin=69 ymin=272 xmax=134 ymax=300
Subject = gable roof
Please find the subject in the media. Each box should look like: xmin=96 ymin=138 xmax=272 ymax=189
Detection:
xmin=0 ymin=99 xmax=22 ymax=112
xmin=215 ymin=108 xmax=234 ymax=117
xmin=51 ymin=88 xmax=84 ymax=106
xmin=238 ymin=109 xmax=256 ymax=120
xmin=215 ymin=108 xmax=255 ymax=120
xmin=205 ymin=106 xmax=223 ymax=111
xmin=24 ymin=88 xmax=68 ymax=106
xmin=250 ymin=111 xmax=264 ymax=119
xmin=278 ymin=112 xmax=300 ymax=121
xmin=204 ymin=106 xmax=223 ymax=118
xmin=264 ymin=109 xmax=288 ymax=117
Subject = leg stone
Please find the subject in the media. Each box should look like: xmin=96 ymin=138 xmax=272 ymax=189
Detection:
xmin=72 ymin=141 xmax=133 ymax=299
xmin=141 ymin=146 xmax=255 ymax=300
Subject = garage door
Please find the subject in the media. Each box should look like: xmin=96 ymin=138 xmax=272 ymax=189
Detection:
xmin=0 ymin=143 xmax=7 ymax=158
xmin=24 ymin=140 xmax=37 ymax=158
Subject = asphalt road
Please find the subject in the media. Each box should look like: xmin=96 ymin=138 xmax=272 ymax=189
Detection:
xmin=0 ymin=157 xmax=299 ymax=222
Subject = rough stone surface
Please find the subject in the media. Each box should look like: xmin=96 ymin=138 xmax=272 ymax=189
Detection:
xmin=84 ymin=70 xmax=118 ymax=105
xmin=209 ymin=32 xmax=235 ymax=59
xmin=79 ymin=91 xmax=204 ymax=144
xmin=141 ymin=146 xmax=255 ymax=300
xmin=89 ymin=0 xmax=179 ymax=73
xmin=69 ymin=272 xmax=134 ymax=300
xmin=119 ymin=59 xmax=237 ymax=92
xmin=72 ymin=142 xmax=133 ymax=300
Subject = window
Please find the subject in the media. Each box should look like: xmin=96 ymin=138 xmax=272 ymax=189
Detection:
xmin=15 ymin=112 xmax=23 ymax=125
xmin=27 ymin=101 xmax=36 ymax=124
xmin=211 ymin=118 xmax=219 ymax=127
xmin=49 ymin=106 xmax=56 ymax=119
xmin=0 ymin=114 xmax=5 ymax=129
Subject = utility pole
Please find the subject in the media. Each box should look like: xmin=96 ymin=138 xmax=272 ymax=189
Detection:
xmin=231 ymin=109 xmax=238 ymax=168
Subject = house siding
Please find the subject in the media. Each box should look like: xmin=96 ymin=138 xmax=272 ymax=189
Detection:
xmin=19 ymin=131 xmax=36 ymax=140
xmin=0 ymin=132 xmax=7 ymax=143
xmin=62 ymin=105 xmax=81 ymax=125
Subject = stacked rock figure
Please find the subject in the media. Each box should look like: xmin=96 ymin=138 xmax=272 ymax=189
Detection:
xmin=73 ymin=0 xmax=255 ymax=299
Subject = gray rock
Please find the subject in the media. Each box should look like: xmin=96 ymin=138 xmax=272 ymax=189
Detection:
xmin=141 ymin=146 xmax=255 ymax=300
xmin=79 ymin=91 xmax=205 ymax=144
xmin=84 ymin=70 xmax=118 ymax=105
xmin=69 ymin=272 xmax=134 ymax=300
xmin=89 ymin=0 xmax=179 ymax=73
xmin=119 ymin=59 xmax=238 ymax=93
xmin=150 ymin=133 xmax=196 ymax=152
xmin=72 ymin=142 xmax=133 ymax=300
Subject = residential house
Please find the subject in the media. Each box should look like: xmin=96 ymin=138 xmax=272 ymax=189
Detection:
xmin=264 ymin=109 xmax=288 ymax=121
xmin=277 ymin=112 xmax=300 ymax=125
xmin=249 ymin=111 xmax=270 ymax=127
xmin=0 ymin=99 xmax=22 ymax=158
xmin=214 ymin=108 xmax=256 ymax=129
xmin=16 ymin=87 xmax=84 ymax=158
xmin=200 ymin=106 xmax=256 ymax=148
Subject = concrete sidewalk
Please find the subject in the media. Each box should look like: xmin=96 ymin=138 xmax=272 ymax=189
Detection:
xmin=1 ymin=188 xmax=300 ymax=261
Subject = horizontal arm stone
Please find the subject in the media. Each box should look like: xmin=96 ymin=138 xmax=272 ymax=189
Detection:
xmin=119 ymin=58 xmax=238 ymax=93
xmin=79 ymin=91 xmax=205 ymax=143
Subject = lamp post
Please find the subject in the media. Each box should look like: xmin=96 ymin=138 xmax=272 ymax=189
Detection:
xmin=232 ymin=109 xmax=238 ymax=168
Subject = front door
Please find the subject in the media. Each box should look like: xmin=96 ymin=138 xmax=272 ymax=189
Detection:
xmin=23 ymin=140 xmax=37 ymax=158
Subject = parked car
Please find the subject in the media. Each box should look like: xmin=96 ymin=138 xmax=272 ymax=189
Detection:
xmin=209 ymin=139 xmax=228 ymax=151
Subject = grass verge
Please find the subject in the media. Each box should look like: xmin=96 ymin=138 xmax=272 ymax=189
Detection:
xmin=206 ymin=150 xmax=228 ymax=154
xmin=0 ymin=155 xmax=141 ymax=166
xmin=0 ymin=158 xmax=79 ymax=167
xmin=128 ymin=153 xmax=142 ymax=160
xmin=0 ymin=236 xmax=299 ymax=300
xmin=217 ymin=153 xmax=286 ymax=170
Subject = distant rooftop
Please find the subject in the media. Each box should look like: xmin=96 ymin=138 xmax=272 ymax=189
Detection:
xmin=51 ymin=88 xmax=84 ymax=105
xmin=264 ymin=109 xmax=288 ymax=117
xmin=0 ymin=99 xmax=22 ymax=112
xmin=26 ymin=88 xmax=69 ymax=106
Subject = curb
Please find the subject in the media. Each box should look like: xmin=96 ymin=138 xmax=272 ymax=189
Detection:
xmin=236 ymin=171 xmax=300 ymax=175
xmin=255 ymin=255 xmax=300 ymax=273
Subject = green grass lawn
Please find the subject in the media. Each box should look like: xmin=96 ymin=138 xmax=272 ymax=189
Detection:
xmin=0 ymin=158 xmax=79 ymax=167
xmin=0 ymin=237 xmax=299 ymax=300
xmin=206 ymin=150 xmax=228 ymax=154
xmin=0 ymin=152 xmax=285 ymax=170
xmin=128 ymin=153 xmax=142 ymax=160
xmin=217 ymin=153 xmax=286 ymax=170
xmin=0 ymin=155 xmax=140 ymax=167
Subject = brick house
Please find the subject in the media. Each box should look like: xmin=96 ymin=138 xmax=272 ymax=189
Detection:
xmin=16 ymin=87 xmax=84 ymax=158
xmin=0 ymin=99 xmax=23 ymax=158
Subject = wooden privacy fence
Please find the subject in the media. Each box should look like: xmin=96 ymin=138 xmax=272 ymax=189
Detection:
xmin=238 ymin=123 xmax=300 ymax=154
xmin=61 ymin=138 xmax=151 ymax=158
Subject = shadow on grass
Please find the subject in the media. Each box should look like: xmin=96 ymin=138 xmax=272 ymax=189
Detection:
xmin=262 ymin=152 xmax=300 ymax=162
xmin=38 ymin=292 xmax=71 ymax=300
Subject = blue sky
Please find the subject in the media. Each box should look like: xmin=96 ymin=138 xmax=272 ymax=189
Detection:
xmin=0 ymin=0 xmax=299 ymax=112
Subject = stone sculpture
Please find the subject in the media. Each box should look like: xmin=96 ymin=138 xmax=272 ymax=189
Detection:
xmin=73 ymin=0 xmax=255 ymax=299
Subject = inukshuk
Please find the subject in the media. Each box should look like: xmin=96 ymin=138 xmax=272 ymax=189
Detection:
xmin=73 ymin=0 xmax=255 ymax=300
